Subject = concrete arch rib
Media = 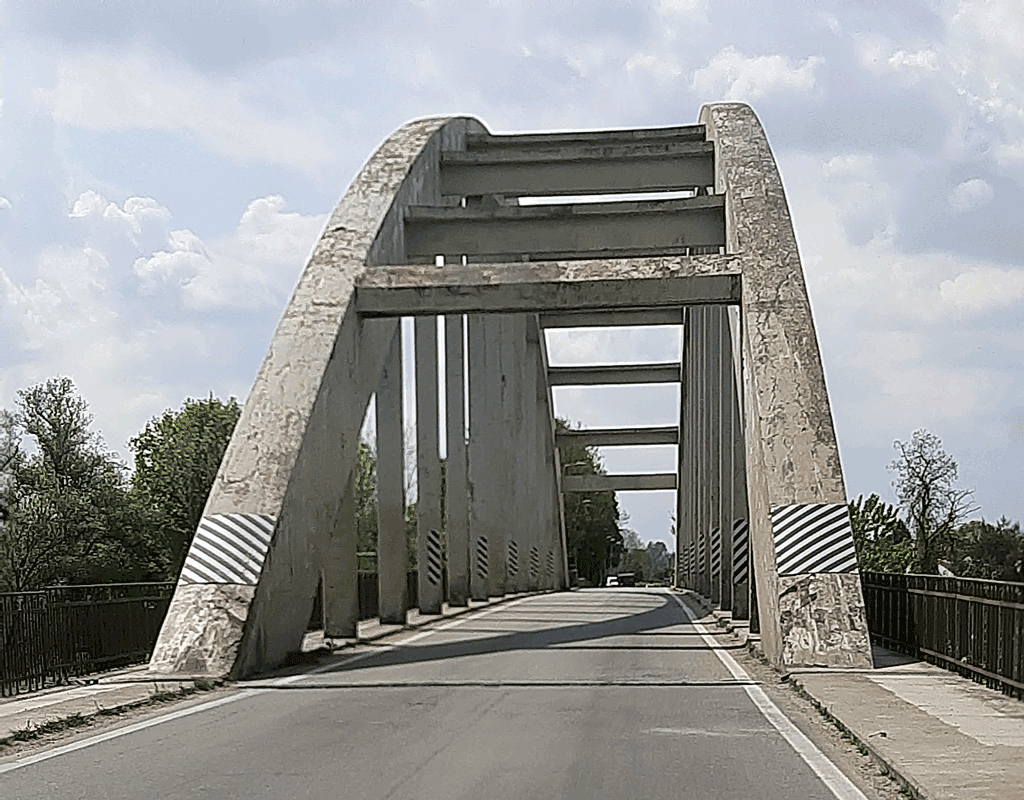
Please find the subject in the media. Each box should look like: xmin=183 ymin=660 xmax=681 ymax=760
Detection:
xmin=701 ymin=103 xmax=871 ymax=668
xmin=149 ymin=116 xmax=486 ymax=680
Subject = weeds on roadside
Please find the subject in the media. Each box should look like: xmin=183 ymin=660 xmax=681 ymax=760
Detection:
xmin=0 ymin=679 xmax=220 ymax=752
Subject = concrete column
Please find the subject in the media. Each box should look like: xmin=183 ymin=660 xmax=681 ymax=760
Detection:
xmin=697 ymin=305 xmax=710 ymax=598
xmin=507 ymin=314 xmax=530 ymax=594
xmin=727 ymin=305 xmax=750 ymax=620
xmin=323 ymin=466 xmax=358 ymax=639
xmin=525 ymin=315 xmax=543 ymax=592
xmin=467 ymin=313 xmax=491 ymax=600
xmin=445 ymin=314 xmax=470 ymax=606
xmin=487 ymin=314 xmax=511 ymax=597
xmin=376 ymin=330 xmax=408 ymax=624
xmin=715 ymin=306 xmax=733 ymax=612
xmin=676 ymin=308 xmax=691 ymax=589
xmin=415 ymin=316 xmax=444 ymax=614
xmin=708 ymin=305 xmax=723 ymax=606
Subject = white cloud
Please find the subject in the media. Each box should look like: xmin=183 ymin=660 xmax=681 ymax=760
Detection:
xmin=939 ymin=266 xmax=1024 ymax=312
xmin=949 ymin=177 xmax=994 ymax=212
xmin=132 ymin=194 xmax=325 ymax=311
xmin=0 ymin=189 xmax=326 ymax=459
xmin=0 ymin=197 xmax=11 ymax=211
xmin=691 ymin=46 xmax=823 ymax=102
xmin=37 ymin=48 xmax=337 ymax=174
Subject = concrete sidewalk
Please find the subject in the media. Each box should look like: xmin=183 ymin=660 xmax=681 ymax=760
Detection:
xmin=688 ymin=592 xmax=1024 ymax=800
xmin=790 ymin=654 xmax=1024 ymax=800
xmin=0 ymin=593 xmax=530 ymax=742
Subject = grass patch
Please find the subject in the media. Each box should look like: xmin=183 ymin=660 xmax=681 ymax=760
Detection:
xmin=0 ymin=679 xmax=224 ymax=753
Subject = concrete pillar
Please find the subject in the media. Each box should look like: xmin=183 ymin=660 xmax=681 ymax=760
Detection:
xmin=676 ymin=308 xmax=691 ymax=590
xmin=488 ymin=314 xmax=512 ymax=597
xmin=507 ymin=314 xmax=530 ymax=594
xmin=697 ymin=305 xmax=710 ymax=598
xmin=415 ymin=316 xmax=444 ymax=614
xmin=323 ymin=466 xmax=358 ymax=639
xmin=727 ymin=305 xmax=750 ymax=620
xmin=708 ymin=305 xmax=723 ymax=606
xmin=525 ymin=315 xmax=542 ymax=592
xmin=715 ymin=306 xmax=734 ymax=613
xmin=445 ymin=314 xmax=470 ymax=606
xmin=467 ymin=313 xmax=491 ymax=600
xmin=376 ymin=330 xmax=408 ymax=624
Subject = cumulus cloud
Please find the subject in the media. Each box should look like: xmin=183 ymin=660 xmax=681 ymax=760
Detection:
xmin=0 ymin=197 xmax=11 ymax=211
xmin=0 ymin=189 xmax=326 ymax=458
xmin=949 ymin=178 xmax=994 ymax=212
xmin=939 ymin=266 xmax=1024 ymax=313
xmin=691 ymin=46 xmax=823 ymax=102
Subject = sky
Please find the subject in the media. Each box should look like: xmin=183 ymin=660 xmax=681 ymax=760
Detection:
xmin=1 ymin=0 xmax=1022 ymax=550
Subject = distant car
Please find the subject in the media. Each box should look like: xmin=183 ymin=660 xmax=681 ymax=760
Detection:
xmin=617 ymin=572 xmax=636 ymax=587
xmin=604 ymin=575 xmax=619 ymax=587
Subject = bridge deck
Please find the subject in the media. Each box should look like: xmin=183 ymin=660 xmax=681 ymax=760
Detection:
xmin=2 ymin=591 xmax=863 ymax=799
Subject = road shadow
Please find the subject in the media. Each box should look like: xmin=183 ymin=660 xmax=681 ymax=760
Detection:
xmin=287 ymin=592 xmax=717 ymax=676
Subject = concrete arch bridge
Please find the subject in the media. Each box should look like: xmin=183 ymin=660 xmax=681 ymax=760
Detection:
xmin=148 ymin=103 xmax=872 ymax=681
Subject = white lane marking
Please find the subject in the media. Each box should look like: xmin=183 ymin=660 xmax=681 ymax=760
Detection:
xmin=668 ymin=593 xmax=869 ymax=800
xmin=0 ymin=596 xmax=537 ymax=774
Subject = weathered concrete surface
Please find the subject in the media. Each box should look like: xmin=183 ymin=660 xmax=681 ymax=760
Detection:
xmin=149 ymin=584 xmax=254 ymax=675
xmin=150 ymin=116 xmax=486 ymax=680
xmin=777 ymin=573 xmax=871 ymax=668
xmin=701 ymin=102 xmax=871 ymax=670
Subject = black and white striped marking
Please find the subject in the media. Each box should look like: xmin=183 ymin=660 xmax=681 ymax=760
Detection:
xmin=507 ymin=540 xmax=519 ymax=578
xmin=732 ymin=519 xmax=749 ymax=584
xmin=475 ymin=536 xmax=489 ymax=582
xmin=710 ymin=527 xmax=722 ymax=582
xmin=545 ymin=550 xmax=555 ymax=581
xmin=529 ymin=545 xmax=539 ymax=582
xmin=426 ymin=529 xmax=443 ymax=586
xmin=179 ymin=514 xmax=274 ymax=585
xmin=771 ymin=503 xmax=858 ymax=575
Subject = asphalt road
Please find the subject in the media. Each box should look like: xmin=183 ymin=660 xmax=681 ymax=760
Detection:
xmin=1 ymin=590 xmax=867 ymax=799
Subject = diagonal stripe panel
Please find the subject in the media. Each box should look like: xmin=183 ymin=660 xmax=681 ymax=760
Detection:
xmin=178 ymin=514 xmax=275 ymax=585
xmin=770 ymin=504 xmax=857 ymax=576
xmin=732 ymin=519 xmax=749 ymax=584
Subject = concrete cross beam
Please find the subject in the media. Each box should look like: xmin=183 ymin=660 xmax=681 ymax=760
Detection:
xmin=354 ymin=258 xmax=742 ymax=317
xmin=555 ymin=426 xmax=679 ymax=447
xmin=440 ymin=140 xmax=715 ymax=198
xmin=403 ymin=196 xmax=726 ymax=263
xmin=464 ymin=123 xmax=706 ymax=151
xmin=540 ymin=309 xmax=685 ymax=327
xmin=547 ymin=363 xmax=681 ymax=386
xmin=563 ymin=473 xmax=678 ymax=492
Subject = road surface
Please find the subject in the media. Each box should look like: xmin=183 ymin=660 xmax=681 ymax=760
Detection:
xmin=1 ymin=590 xmax=868 ymax=799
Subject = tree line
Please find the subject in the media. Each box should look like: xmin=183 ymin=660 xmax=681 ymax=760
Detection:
xmin=850 ymin=429 xmax=1023 ymax=581
xmin=0 ymin=378 xmax=636 ymax=592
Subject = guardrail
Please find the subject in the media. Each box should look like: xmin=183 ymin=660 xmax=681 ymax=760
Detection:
xmin=3 ymin=570 xmax=444 ymax=698
xmin=862 ymin=572 xmax=1024 ymax=699
xmin=1 ymin=583 xmax=175 ymax=698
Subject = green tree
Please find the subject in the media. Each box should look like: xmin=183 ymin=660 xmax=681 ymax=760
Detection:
xmin=953 ymin=518 xmax=1024 ymax=581
xmin=557 ymin=419 xmax=622 ymax=586
xmin=354 ymin=441 xmax=378 ymax=554
xmin=891 ymin=430 xmax=977 ymax=574
xmin=129 ymin=395 xmax=241 ymax=579
xmin=849 ymin=493 xmax=914 ymax=573
xmin=0 ymin=378 xmax=142 ymax=590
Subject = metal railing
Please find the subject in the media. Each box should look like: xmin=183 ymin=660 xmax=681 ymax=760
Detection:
xmin=1 ymin=583 xmax=175 ymax=698
xmin=862 ymin=572 xmax=1024 ymax=699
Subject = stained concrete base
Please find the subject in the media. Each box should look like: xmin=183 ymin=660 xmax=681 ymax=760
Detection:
xmin=778 ymin=572 xmax=872 ymax=669
xmin=149 ymin=584 xmax=255 ymax=677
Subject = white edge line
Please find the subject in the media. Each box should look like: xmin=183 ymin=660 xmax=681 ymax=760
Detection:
xmin=668 ymin=592 xmax=869 ymax=800
xmin=0 ymin=595 xmax=536 ymax=774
